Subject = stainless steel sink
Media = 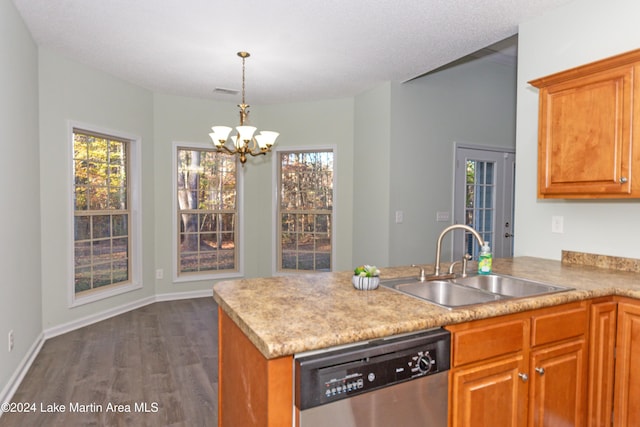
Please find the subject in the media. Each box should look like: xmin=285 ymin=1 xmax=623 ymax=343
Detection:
xmin=380 ymin=278 xmax=505 ymax=309
xmin=380 ymin=273 xmax=572 ymax=309
xmin=452 ymin=274 xmax=571 ymax=298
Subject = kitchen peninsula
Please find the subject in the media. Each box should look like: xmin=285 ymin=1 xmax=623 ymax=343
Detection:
xmin=213 ymin=255 xmax=640 ymax=426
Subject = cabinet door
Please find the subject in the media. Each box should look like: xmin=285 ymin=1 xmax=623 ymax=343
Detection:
xmin=587 ymin=301 xmax=617 ymax=427
xmin=529 ymin=339 xmax=587 ymax=427
xmin=613 ymin=302 xmax=640 ymax=427
xmin=450 ymin=354 xmax=527 ymax=427
xmin=530 ymin=49 xmax=640 ymax=199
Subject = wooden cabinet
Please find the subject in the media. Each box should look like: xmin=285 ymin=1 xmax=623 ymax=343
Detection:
xmin=529 ymin=340 xmax=586 ymax=426
xmin=530 ymin=49 xmax=640 ymax=198
xmin=447 ymin=301 xmax=588 ymax=427
xmin=451 ymin=354 xmax=527 ymax=427
xmin=613 ymin=299 xmax=640 ymax=427
xmin=218 ymin=308 xmax=293 ymax=427
xmin=587 ymin=299 xmax=617 ymax=427
xmin=528 ymin=306 xmax=589 ymax=426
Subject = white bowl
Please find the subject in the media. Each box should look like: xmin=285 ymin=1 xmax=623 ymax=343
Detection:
xmin=352 ymin=275 xmax=380 ymax=290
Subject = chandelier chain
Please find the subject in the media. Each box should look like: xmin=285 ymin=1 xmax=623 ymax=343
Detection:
xmin=241 ymin=55 xmax=246 ymax=106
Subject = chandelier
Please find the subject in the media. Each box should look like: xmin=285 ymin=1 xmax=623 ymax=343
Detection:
xmin=209 ymin=51 xmax=279 ymax=165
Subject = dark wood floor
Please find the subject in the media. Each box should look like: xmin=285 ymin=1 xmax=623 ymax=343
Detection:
xmin=0 ymin=298 xmax=218 ymax=427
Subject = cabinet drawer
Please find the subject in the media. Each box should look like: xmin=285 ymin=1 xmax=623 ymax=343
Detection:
xmin=531 ymin=306 xmax=588 ymax=347
xmin=452 ymin=319 xmax=526 ymax=367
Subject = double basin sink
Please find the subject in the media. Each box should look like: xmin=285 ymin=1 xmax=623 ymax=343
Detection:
xmin=380 ymin=273 xmax=572 ymax=309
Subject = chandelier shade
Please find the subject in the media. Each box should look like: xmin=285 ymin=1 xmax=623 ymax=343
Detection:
xmin=209 ymin=52 xmax=279 ymax=165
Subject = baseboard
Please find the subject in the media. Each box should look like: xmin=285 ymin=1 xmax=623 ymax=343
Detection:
xmin=0 ymin=332 xmax=44 ymax=415
xmin=43 ymin=295 xmax=157 ymax=340
xmin=155 ymin=288 xmax=213 ymax=301
xmin=43 ymin=289 xmax=213 ymax=340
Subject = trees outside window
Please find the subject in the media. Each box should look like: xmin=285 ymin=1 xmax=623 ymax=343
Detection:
xmin=176 ymin=147 xmax=238 ymax=276
xmin=73 ymin=129 xmax=131 ymax=294
xmin=277 ymin=150 xmax=334 ymax=273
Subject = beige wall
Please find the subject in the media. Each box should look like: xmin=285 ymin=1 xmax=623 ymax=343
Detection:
xmin=152 ymin=93 xmax=355 ymax=294
xmin=515 ymin=0 xmax=640 ymax=259
xmin=0 ymin=0 xmax=42 ymax=400
xmin=389 ymin=55 xmax=517 ymax=266
xmin=38 ymin=48 xmax=156 ymax=328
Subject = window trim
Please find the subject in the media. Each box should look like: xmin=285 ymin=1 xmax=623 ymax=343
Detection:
xmin=272 ymin=145 xmax=337 ymax=276
xmin=68 ymin=121 xmax=143 ymax=307
xmin=172 ymin=141 xmax=244 ymax=283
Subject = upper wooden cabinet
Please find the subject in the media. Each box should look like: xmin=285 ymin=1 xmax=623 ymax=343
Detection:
xmin=530 ymin=49 xmax=640 ymax=198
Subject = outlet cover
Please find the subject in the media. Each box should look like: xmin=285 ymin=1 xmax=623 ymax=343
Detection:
xmin=551 ymin=216 xmax=564 ymax=233
xmin=436 ymin=211 xmax=450 ymax=222
xmin=8 ymin=330 xmax=14 ymax=352
xmin=156 ymin=269 xmax=164 ymax=280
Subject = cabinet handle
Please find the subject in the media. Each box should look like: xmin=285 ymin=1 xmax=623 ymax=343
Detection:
xmin=535 ymin=367 xmax=545 ymax=376
xmin=518 ymin=373 xmax=528 ymax=382
xmin=620 ymin=177 xmax=628 ymax=184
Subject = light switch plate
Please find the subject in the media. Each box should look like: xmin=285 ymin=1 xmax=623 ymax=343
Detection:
xmin=395 ymin=211 xmax=404 ymax=224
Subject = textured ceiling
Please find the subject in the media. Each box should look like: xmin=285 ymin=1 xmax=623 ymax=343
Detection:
xmin=12 ymin=0 xmax=571 ymax=105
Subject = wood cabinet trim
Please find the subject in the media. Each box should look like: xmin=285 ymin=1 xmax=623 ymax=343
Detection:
xmin=587 ymin=300 xmax=617 ymax=427
xmin=613 ymin=301 xmax=640 ymax=427
xmin=529 ymin=48 xmax=640 ymax=89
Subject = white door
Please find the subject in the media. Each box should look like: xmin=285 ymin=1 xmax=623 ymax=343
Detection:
xmin=453 ymin=145 xmax=515 ymax=261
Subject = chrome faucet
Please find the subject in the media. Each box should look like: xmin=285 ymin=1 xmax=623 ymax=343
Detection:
xmin=434 ymin=224 xmax=485 ymax=277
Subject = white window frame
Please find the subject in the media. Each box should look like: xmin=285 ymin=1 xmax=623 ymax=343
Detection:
xmin=68 ymin=121 xmax=143 ymax=307
xmin=172 ymin=141 xmax=244 ymax=283
xmin=272 ymin=145 xmax=337 ymax=276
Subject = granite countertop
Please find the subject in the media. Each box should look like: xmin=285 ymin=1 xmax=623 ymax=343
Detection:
xmin=213 ymin=256 xmax=640 ymax=359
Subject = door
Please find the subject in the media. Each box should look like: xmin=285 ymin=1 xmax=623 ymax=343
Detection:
xmin=454 ymin=145 xmax=515 ymax=261
xmin=450 ymin=354 xmax=527 ymax=427
xmin=529 ymin=339 xmax=587 ymax=427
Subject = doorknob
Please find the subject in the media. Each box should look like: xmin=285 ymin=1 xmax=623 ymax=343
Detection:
xmin=504 ymin=233 xmax=513 ymax=238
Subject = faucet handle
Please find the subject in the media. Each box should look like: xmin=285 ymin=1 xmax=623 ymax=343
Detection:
xmin=461 ymin=253 xmax=472 ymax=277
xmin=411 ymin=264 xmax=427 ymax=282
xmin=448 ymin=261 xmax=461 ymax=275
xmin=448 ymin=253 xmax=473 ymax=277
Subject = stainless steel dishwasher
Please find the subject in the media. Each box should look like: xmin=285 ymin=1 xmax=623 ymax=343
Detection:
xmin=295 ymin=328 xmax=450 ymax=427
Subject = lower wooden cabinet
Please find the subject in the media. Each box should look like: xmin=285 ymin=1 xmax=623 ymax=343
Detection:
xmin=613 ymin=300 xmax=640 ymax=427
xmin=447 ymin=301 xmax=588 ymax=427
xmin=450 ymin=354 xmax=527 ymax=427
xmin=587 ymin=299 xmax=617 ymax=427
xmin=216 ymin=297 xmax=640 ymax=427
xmin=529 ymin=339 xmax=587 ymax=426
xmin=218 ymin=308 xmax=293 ymax=427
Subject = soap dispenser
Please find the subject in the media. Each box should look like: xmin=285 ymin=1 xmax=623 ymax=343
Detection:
xmin=478 ymin=243 xmax=492 ymax=275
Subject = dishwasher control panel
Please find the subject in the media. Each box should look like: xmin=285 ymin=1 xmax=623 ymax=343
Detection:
xmin=295 ymin=328 xmax=450 ymax=410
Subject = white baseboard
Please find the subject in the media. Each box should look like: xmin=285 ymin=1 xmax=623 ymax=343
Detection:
xmin=0 ymin=332 xmax=44 ymax=415
xmin=0 ymin=289 xmax=216 ymax=414
xmin=155 ymin=288 xmax=213 ymax=301
xmin=43 ymin=295 xmax=157 ymax=340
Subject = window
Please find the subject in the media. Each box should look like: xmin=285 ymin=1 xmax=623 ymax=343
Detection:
xmin=73 ymin=129 xmax=132 ymax=294
xmin=176 ymin=146 xmax=239 ymax=277
xmin=277 ymin=149 xmax=334 ymax=273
